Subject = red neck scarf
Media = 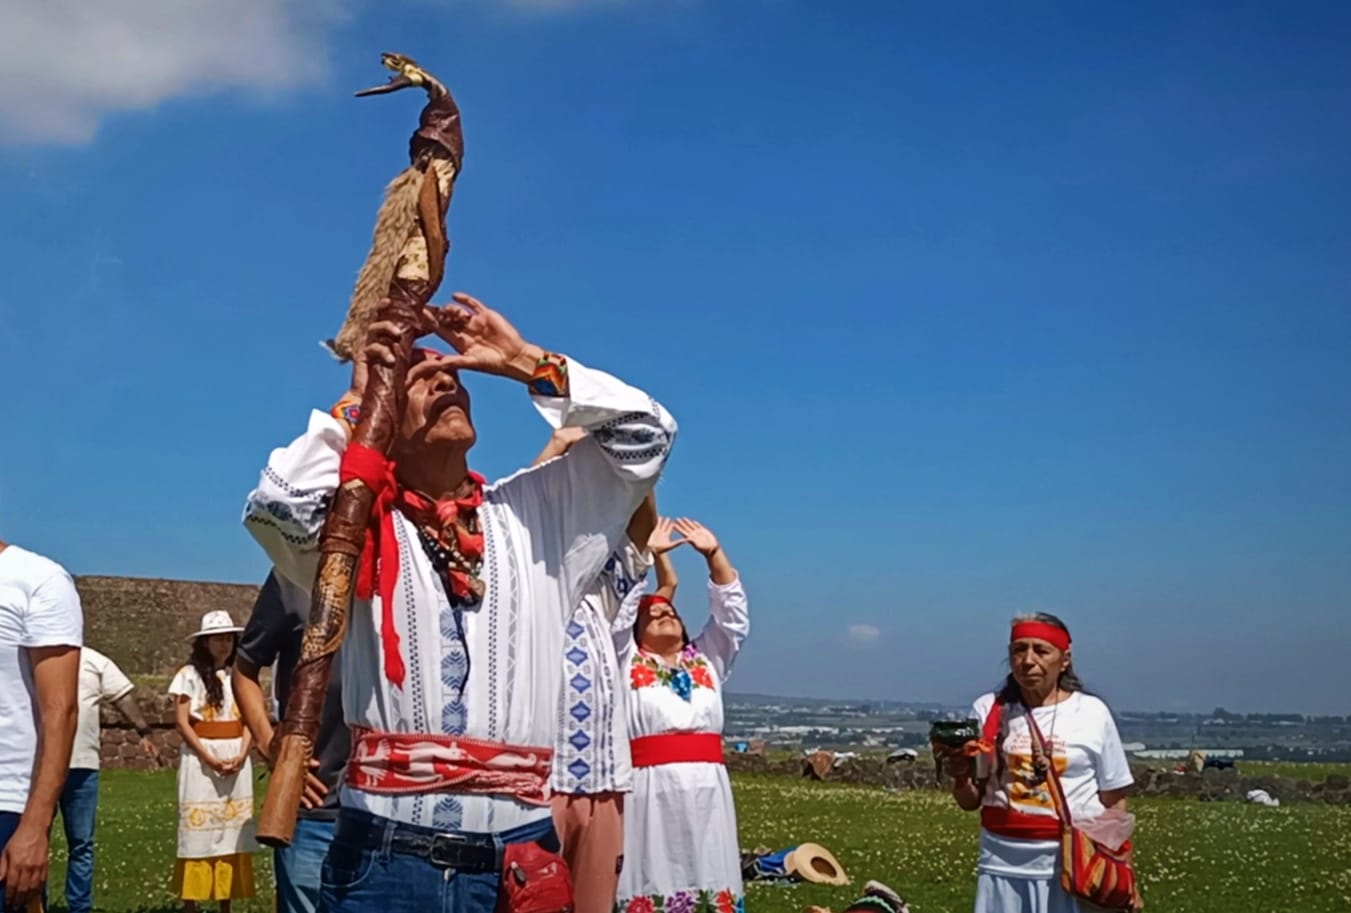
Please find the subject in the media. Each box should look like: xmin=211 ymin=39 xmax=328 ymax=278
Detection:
xmin=340 ymin=443 xmax=486 ymax=687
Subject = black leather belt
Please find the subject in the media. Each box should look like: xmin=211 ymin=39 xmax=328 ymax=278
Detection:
xmin=338 ymin=820 xmax=501 ymax=872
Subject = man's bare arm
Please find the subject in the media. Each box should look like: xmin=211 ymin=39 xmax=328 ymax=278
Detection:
xmin=0 ymin=645 xmax=78 ymax=906
xmin=627 ymin=492 xmax=658 ymax=554
xmin=232 ymin=657 xmax=275 ymax=759
xmin=113 ymin=691 xmax=159 ymax=760
xmin=113 ymin=691 xmax=151 ymax=734
xmin=23 ymin=645 xmax=78 ymax=823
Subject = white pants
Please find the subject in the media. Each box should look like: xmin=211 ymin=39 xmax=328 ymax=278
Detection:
xmin=974 ymin=873 xmax=1082 ymax=913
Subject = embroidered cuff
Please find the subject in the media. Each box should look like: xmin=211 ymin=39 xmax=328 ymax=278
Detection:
xmin=528 ymin=353 xmax=570 ymax=398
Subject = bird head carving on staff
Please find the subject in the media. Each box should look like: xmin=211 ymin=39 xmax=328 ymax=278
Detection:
xmin=355 ymin=53 xmax=448 ymax=100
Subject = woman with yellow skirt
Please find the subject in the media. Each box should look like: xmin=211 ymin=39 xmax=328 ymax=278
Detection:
xmin=169 ymin=611 xmax=258 ymax=913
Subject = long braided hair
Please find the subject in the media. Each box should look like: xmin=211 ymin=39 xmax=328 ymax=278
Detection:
xmin=188 ymin=636 xmax=237 ymax=712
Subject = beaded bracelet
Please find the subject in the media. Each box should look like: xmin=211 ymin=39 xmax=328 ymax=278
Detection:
xmin=331 ymin=393 xmax=361 ymax=433
xmin=528 ymin=352 xmax=570 ymax=398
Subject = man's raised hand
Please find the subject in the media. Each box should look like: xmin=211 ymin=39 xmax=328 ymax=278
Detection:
xmin=349 ymin=311 xmax=437 ymax=397
xmin=429 ymin=293 xmax=541 ymax=381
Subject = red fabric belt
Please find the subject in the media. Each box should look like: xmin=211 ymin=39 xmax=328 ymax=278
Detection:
xmin=346 ymin=728 xmax=554 ymax=806
xmin=630 ymin=732 xmax=724 ymax=768
xmin=980 ymin=804 xmax=1062 ymax=841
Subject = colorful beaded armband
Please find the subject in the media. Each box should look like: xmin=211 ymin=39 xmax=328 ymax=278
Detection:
xmin=331 ymin=394 xmax=361 ymax=432
xmin=528 ymin=352 xmax=570 ymax=398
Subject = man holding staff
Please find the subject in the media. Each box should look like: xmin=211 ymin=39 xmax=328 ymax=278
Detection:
xmin=243 ymin=293 xmax=676 ymax=913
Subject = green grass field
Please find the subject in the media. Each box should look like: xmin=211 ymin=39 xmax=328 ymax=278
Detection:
xmin=41 ymin=769 xmax=1351 ymax=913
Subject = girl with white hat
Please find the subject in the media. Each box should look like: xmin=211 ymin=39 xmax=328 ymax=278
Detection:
xmin=168 ymin=611 xmax=259 ymax=912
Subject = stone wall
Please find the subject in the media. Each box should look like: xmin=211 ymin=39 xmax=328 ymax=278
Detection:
xmin=723 ymin=752 xmax=1351 ymax=806
xmin=77 ymin=574 xmax=267 ymax=769
xmin=77 ymin=575 xmax=262 ymax=679
xmin=98 ymin=692 xmax=185 ymax=770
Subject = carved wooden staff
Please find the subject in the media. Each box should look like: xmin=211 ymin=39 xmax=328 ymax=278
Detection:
xmin=257 ymin=53 xmax=464 ymax=847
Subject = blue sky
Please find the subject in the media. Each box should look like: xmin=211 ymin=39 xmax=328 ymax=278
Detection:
xmin=2 ymin=1 xmax=1348 ymax=714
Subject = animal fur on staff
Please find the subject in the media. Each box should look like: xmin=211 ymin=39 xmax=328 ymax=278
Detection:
xmin=326 ymin=52 xmax=465 ymax=363
xmin=258 ymin=52 xmax=463 ymax=847
xmin=327 ymin=168 xmax=425 ymax=362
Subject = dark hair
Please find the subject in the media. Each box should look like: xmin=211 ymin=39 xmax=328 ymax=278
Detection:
xmin=189 ymin=636 xmax=237 ymax=711
xmin=996 ymin=612 xmax=1086 ymax=705
xmin=633 ymin=602 xmax=691 ymax=650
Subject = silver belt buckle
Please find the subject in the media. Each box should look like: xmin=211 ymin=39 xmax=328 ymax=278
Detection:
xmin=428 ymin=832 xmax=468 ymax=868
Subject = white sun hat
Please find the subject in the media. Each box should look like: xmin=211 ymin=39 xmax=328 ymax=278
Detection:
xmin=186 ymin=610 xmax=244 ymax=641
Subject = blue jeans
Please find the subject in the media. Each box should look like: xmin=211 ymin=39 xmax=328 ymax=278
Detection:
xmin=57 ymin=769 xmax=99 ymax=913
xmin=319 ymin=810 xmax=558 ymax=913
xmin=276 ymin=817 xmax=335 ymax=913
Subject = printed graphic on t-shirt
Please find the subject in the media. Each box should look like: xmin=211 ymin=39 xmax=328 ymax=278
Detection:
xmin=1005 ymin=752 xmax=1068 ymax=810
xmin=1001 ymin=733 xmax=1067 ymax=812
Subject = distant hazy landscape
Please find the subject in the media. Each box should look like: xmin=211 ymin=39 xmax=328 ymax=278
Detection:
xmin=724 ymin=692 xmax=1351 ymax=762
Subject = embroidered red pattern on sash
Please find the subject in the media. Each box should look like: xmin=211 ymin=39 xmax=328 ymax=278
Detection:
xmin=346 ymin=728 xmax=554 ymax=806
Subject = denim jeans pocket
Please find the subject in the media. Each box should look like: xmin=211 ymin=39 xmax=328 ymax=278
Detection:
xmin=320 ymin=838 xmax=377 ymax=892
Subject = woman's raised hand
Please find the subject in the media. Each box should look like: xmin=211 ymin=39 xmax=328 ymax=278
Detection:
xmin=647 ymin=517 xmax=688 ymax=556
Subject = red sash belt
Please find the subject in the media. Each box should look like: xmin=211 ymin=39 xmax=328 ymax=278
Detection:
xmin=981 ymin=804 xmax=1062 ymax=841
xmin=630 ymin=732 xmax=724 ymax=768
xmin=346 ymin=728 xmax=554 ymax=806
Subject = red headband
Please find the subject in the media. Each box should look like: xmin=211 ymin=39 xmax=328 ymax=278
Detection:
xmin=639 ymin=594 xmax=673 ymax=612
xmin=1010 ymin=621 xmax=1070 ymax=652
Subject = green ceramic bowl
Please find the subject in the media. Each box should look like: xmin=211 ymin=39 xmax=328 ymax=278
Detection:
xmin=928 ymin=718 xmax=981 ymax=749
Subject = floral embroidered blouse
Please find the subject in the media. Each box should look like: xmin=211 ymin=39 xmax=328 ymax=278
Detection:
xmin=616 ymin=574 xmax=749 ymax=737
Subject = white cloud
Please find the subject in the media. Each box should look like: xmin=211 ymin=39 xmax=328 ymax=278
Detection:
xmin=0 ymin=0 xmax=671 ymax=147
xmin=0 ymin=0 xmax=675 ymax=147
xmin=847 ymin=624 xmax=881 ymax=647
xmin=0 ymin=0 xmax=348 ymax=146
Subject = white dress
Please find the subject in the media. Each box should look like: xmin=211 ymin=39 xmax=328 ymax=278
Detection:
xmin=614 ymin=575 xmax=749 ymax=913
xmin=168 ymin=665 xmax=259 ymax=859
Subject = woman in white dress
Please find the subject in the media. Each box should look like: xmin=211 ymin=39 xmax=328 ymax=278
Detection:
xmin=614 ymin=518 xmax=749 ymax=913
xmin=168 ymin=611 xmax=259 ymax=912
xmin=933 ymin=613 xmax=1138 ymax=913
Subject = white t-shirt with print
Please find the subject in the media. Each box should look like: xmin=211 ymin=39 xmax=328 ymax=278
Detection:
xmin=71 ymin=647 xmax=135 ymax=770
xmin=973 ymin=690 xmax=1134 ymax=879
xmin=0 ymin=545 xmax=84 ymax=813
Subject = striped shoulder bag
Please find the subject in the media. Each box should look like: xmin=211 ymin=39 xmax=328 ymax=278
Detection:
xmin=1024 ymin=707 xmax=1141 ymax=912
